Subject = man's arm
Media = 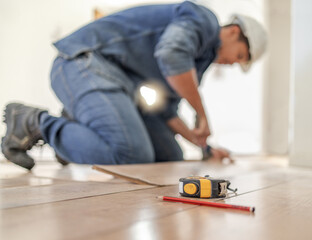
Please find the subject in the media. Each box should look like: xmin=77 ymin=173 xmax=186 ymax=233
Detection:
xmin=166 ymin=68 xmax=205 ymax=119
xmin=167 ymin=116 xmax=196 ymax=145
xmin=166 ymin=68 xmax=210 ymax=147
xmin=153 ymin=11 xmax=213 ymax=146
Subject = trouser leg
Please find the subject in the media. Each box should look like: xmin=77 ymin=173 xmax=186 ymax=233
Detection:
xmin=40 ymin=90 xmax=154 ymax=164
xmin=41 ymin=53 xmax=154 ymax=164
xmin=141 ymin=114 xmax=183 ymax=162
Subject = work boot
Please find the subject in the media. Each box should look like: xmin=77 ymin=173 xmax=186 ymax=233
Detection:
xmin=1 ymin=103 xmax=47 ymax=170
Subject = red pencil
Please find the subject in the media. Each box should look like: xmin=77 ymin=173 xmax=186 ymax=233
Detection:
xmin=158 ymin=196 xmax=255 ymax=213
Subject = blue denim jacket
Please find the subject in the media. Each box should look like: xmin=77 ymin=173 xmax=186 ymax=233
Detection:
xmin=53 ymin=1 xmax=220 ymax=120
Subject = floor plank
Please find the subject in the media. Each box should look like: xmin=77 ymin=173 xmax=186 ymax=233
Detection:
xmin=93 ymin=159 xmax=279 ymax=186
xmin=100 ymin=178 xmax=312 ymax=240
xmin=2 ymin=166 xmax=311 ymax=240
xmin=0 ymin=161 xmax=30 ymax=179
xmin=1 ymin=161 xmax=114 ymax=182
xmin=0 ymin=179 xmax=154 ymax=209
xmin=0 ymin=174 xmax=67 ymax=189
xmin=32 ymin=163 xmax=114 ymax=182
xmin=1 ymin=158 xmax=312 ymax=240
xmin=0 ymin=186 xmax=182 ymax=240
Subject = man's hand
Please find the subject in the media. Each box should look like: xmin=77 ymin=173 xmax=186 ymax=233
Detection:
xmin=210 ymin=147 xmax=234 ymax=163
xmin=167 ymin=116 xmax=211 ymax=147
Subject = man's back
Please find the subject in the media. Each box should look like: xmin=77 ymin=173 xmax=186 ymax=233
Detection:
xmin=53 ymin=1 xmax=220 ymax=83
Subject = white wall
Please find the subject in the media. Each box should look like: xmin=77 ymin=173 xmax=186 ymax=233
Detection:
xmin=289 ymin=0 xmax=312 ymax=167
xmin=0 ymin=0 xmax=99 ymax=159
xmin=262 ymin=0 xmax=291 ymax=155
xmin=0 ymin=0 xmax=266 ymax=161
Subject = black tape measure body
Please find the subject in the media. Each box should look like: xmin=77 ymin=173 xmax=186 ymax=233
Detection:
xmin=179 ymin=176 xmax=229 ymax=198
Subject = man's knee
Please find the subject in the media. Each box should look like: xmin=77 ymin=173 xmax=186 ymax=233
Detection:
xmin=114 ymin=143 xmax=155 ymax=164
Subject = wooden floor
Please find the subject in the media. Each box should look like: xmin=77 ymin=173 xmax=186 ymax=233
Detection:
xmin=1 ymin=156 xmax=312 ymax=240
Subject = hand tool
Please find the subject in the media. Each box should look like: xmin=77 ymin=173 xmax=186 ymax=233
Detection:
xmin=179 ymin=175 xmax=237 ymax=198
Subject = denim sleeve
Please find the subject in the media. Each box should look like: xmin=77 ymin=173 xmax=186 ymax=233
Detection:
xmin=154 ymin=20 xmax=201 ymax=77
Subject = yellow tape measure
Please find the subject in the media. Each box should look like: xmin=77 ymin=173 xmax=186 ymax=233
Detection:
xmin=179 ymin=175 xmax=237 ymax=198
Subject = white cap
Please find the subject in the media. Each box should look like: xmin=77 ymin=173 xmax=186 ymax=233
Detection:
xmin=230 ymin=14 xmax=268 ymax=72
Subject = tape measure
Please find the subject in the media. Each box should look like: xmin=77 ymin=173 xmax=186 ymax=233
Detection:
xmin=179 ymin=175 xmax=237 ymax=198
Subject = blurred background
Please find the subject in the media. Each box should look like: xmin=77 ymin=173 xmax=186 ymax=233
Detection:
xmin=0 ymin=0 xmax=311 ymax=166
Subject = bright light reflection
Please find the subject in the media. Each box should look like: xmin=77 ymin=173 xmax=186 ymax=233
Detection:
xmin=136 ymin=81 xmax=167 ymax=113
xmin=140 ymin=86 xmax=157 ymax=106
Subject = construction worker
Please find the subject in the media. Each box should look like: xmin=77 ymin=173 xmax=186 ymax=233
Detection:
xmin=1 ymin=1 xmax=267 ymax=170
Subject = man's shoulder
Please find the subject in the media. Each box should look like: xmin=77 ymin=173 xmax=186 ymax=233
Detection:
xmin=175 ymin=1 xmax=220 ymax=29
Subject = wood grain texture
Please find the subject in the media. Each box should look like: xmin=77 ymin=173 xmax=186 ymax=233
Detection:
xmin=97 ymin=178 xmax=312 ymax=240
xmin=0 ymin=175 xmax=66 ymax=189
xmin=32 ymin=163 xmax=114 ymax=182
xmin=0 ymin=162 xmax=29 ymax=179
xmin=0 ymin=179 xmax=154 ymax=209
xmin=0 ymin=186 xmax=182 ymax=240
xmin=93 ymin=159 xmax=278 ymax=186
xmin=0 ymin=161 xmax=114 ymax=182
xmin=1 ymin=159 xmax=312 ymax=240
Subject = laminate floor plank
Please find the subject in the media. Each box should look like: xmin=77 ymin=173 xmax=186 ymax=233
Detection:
xmin=101 ymin=178 xmax=312 ymax=240
xmin=1 ymin=158 xmax=311 ymax=240
xmin=93 ymin=159 xmax=279 ymax=186
xmin=32 ymin=163 xmax=114 ymax=182
xmin=0 ymin=174 xmax=67 ymax=189
xmin=1 ymin=161 xmax=114 ymax=182
xmin=0 ymin=161 xmax=291 ymax=210
xmin=0 ymin=162 xmax=30 ymax=179
xmin=0 ymin=186 xmax=180 ymax=240
xmin=2 ymin=166 xmax=310 ymax=240
xmin=0 ymin=179 xmax=154 ymax=209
